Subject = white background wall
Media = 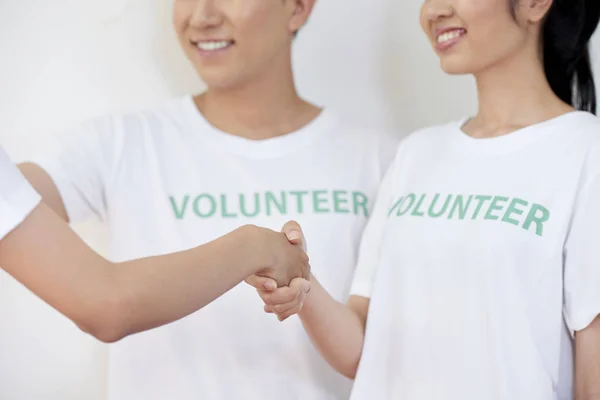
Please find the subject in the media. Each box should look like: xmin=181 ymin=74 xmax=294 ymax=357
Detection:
xmin=0 ymin=1 xmax=598 ymax=399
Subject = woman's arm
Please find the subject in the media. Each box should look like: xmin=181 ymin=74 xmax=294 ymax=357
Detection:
xmin=0 ymin=202 xmax=309 ymax=343
xmin=250 ymin=274 xmax=368 ymax=379
xmin=575 ymin=315 xmax=600 ymax=400
xmin=247 ymin=223 xmax=369 ymax=379
xmin=271 ymin=276 xmax=369 ymax=380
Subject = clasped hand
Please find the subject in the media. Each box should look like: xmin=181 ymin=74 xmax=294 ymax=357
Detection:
xmin=246 ymin=221 xmax=311 ymax=321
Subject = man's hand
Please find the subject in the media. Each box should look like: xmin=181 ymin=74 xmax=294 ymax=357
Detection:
xmin=252 ymin=221 xmax=310 ymax=288
xmin=247 ymin=221 xmax=311 ymax=319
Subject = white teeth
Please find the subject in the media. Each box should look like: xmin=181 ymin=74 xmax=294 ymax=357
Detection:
xmin=437 ymin=30 xmax=464 ymax=44
xmin=196 ymin=40 xmax=231 ymax=51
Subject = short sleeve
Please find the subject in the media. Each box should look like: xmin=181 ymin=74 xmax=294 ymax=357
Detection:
xmin=350 ymin=151 xmax=398 ymax=299
xmin=29 ymin=116 xmax=118 ymax=223
xmin=563 ymin=144 xmax=600 ymax=335
xmin=0 ymin=146 xmax=41 ymax=240
xmin=378 ymin=129 xmax=402 ymax=176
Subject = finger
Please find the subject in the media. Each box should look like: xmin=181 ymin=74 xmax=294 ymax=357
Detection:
xmin=272 ymin=297 xmax=303 ymax=315
xmin=245 ymin=275 xmax=277 ymax=291
xmin=290 ymin=277 xmax=311 ymax=294
xmin=271 ymin=279 xmax=310 ymax=313
xmin=262 ymin=277 xmax=310 ymax=305
xmin=264 ymin=305 xmax=274 ymax=313
xmin=260 ymin=286 xmax=299 ymax=306
xmin=276 ymin=303 xmax=304 ymax=321
xmin=281 ymin=220 xmax=307 ymax=251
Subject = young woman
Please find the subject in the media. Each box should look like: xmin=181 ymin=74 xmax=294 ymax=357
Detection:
xmin=0 ymin=145 xmax=308 ymax=344
xmin=253 ymin=0 xmax=600 ymax=398
xmin=17 ymin=0 xmax=396 ymax=399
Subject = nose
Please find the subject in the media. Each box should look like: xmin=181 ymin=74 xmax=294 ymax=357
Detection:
xmin=422 ymin=0 xmax=454 ymax=23
xmin=189 ymin=0 xmax=223 ymax=29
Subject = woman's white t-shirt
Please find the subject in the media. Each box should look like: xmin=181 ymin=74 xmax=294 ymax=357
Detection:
xmin=350 ymin=111 xmax=600 ymax=400
xmin=0 ymin=146 xmax=40 ymax=241
xmin=30 ymin=96 xmax=398 ymax=400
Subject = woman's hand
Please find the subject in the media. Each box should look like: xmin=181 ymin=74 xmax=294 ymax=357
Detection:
xmin=257 ymin=277 xmax=311 ymax=321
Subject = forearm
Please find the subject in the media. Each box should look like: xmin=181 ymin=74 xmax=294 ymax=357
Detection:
xmin=112 ymin=225 xmax=264 ymax=339
xmin=0 ymin=203 xmax=266 ymax=342
xmin=575 ymin=317 xmax=600 ymax=400
xmin=299 ymin=276 xmax=367 ymax=379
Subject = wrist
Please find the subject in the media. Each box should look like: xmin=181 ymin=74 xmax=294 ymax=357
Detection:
xmin=298 ymin=273 xmax=318 ymax=318
xmin=235 ymin=224 xmax=273 ymax=277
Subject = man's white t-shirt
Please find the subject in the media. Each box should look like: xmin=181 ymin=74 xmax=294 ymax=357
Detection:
xmin=0 ymin=147 xmax=41 ymax=241
xmin=31 ymin=96 xmax=397 ymax=400
xmin=350 ymin=111 xmax=600 ymax=400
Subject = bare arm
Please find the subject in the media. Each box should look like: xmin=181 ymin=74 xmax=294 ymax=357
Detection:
xmin=297 ymin=277 xmax=369 ymax=379
xmin=251 ymin=274 xmax=369 ymax=379
xmin=575 ymin=315 xmax=600 ymax=400
xmin=0 ymin=202 xmax=309 ymax=343
xmin=249 ymin=223 xmax=370 ymax=379
xmin=19 ymin=163 xmax=68 ymax=221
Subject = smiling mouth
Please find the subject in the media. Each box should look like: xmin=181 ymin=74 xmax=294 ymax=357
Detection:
xmin=193 ymin=40 xmax=235 ymax=52
xmin=435 ymin=28 xmax=466 ymax=51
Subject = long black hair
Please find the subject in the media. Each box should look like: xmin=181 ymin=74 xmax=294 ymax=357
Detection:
xmin=512 ymin=0 xmax=600 ymax=114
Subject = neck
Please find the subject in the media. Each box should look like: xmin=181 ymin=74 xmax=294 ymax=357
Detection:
xmin=468 ymin=48 xmax=574 ymax=138
xmin=195 ymin=56 xmax=320 ymax=140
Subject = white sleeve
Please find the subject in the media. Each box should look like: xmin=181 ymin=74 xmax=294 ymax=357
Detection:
xmin=563 ymin=144 xmax=600 ymax=335
xmin=0 ymin=146 xmax=41 ymax=240
xmin=349 ymin=154 xmax=398 ymax=299
xmin=29 ymin=116 xmax=117 ymax=223
xmin=378 ymin=129 xmax=402 ymax=176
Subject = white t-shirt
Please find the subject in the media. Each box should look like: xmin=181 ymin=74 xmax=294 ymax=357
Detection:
xmin=0 ymin=146 xmax=41 ymax=241
xmin=31 ymin=96 xmax=397 ymax=400
xmin=350 ymin=111 xmax=600 ymax=400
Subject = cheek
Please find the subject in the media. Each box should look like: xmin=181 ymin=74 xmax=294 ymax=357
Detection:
xmin=460 ymin=1 xmax=520 ymax=58
xmin=234 ymin=5 xmax=288 ymax=59
xmin=469 ymin=19 xmax=522 ymax=60
xmin=458 ymin=0 xmax=502 ymax=20
xmin=236 ymin=2 xmax=274 ymax=32
xmin=419 ymin=8 xmax=430 ymax=39
xmin=172 ymin=7 xmax=188 ymax=38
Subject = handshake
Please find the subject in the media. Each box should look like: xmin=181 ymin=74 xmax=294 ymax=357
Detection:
xmin=245 ymin=221 xmax=312 ymax=321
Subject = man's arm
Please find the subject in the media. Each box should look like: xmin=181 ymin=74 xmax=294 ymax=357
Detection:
xmin=19 ymin=163 xmax=69 ymax=221
xmin=0 ymin=202 xmax=309 ymax=343
xmin=575 ymin=315 xmax=600 ymax=400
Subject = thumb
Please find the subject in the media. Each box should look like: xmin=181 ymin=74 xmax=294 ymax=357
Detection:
xmin=289 ymin=277 xmax=311 ymax=294
xmin=281 ymin=220 xmax=307 ymax=251
xmin=245 ymin=275 xmax=278 ymax=291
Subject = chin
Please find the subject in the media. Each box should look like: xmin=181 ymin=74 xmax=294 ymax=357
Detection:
xmin=195 ymin=69 xmax=240 ymax=91
xmin=439 ymin=59 xmax=474 ymax=75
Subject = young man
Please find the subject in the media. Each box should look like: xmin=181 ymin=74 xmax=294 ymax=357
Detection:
xmin=19 ymin=0 xmax=398 ymax=398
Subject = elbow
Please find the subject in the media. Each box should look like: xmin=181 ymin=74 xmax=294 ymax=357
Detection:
xmin=333 ymin=353 xmax=361 ymax=380
xmin=80 ymin=319 xmax=127 ymax=344
xmin=340 ymin=362 xmax=359 ymax=380
xmin=75 ymin=292 xmax=132 ymax=344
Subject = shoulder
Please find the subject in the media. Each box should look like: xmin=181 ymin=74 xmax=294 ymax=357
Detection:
xmin=567 ymin=112 xmax=600 ymax=143
xmin=324 ymin=111 xmax=404 ymax=175
xmin=402 ymin=119 xmax=464 ymax=147
xmin=383 ymin=118 xmax=465 ymax=163
xmin=572 ymin=113 xmax=600 ymax=171
xmin=61 ymin=96 xmax=195 ymax=148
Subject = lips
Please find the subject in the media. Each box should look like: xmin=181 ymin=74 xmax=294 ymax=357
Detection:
xmin=434 ymin=28 xmax=466 ymax=51
xmin=437 ymin=29 xmax=466 ymax=44
xmin=194 ymin=40 xmax=234 ymax=51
